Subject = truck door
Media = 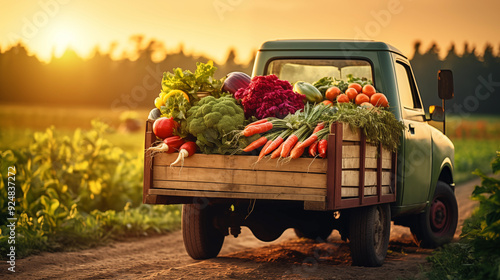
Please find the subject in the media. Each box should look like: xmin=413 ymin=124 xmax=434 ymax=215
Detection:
xmin=394 ymin=60 xmax=433 ymax=206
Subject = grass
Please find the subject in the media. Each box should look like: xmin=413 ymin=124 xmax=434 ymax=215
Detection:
xmin=0 ymin=104 xmax=149 ymax=153
xmin=453 ymin=139 xmax=499 ymax=184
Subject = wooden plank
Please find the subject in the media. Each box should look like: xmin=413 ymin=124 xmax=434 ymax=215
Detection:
xmin=304 ymin=201 xmax=327 ymax=211
xmin=143 ymin=119 xmax=156 ymax=204
xmin=342 ymin=145 xmax=391 ymax=159
xmin=148 ymin=188 xmax=325 ymax=202
xmin=154 ymin=153 xmax=328 ymax=173
xmin=341 ymin=124 xmax=361 ymax=141
xmin=342 ymin=158 xmax=392 ymax=169
xmin=341 ymin=186 xmax=391 ymax=197
xmin=153 ymin=166 xmax=327 ymax=189
xmin=341 ymin=170 xmax=391 ymax=186
xmin=153 ymin=180 xmax=327 ymax=196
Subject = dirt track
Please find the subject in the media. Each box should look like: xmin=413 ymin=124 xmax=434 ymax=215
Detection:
xmin=1 ymin=178 xmax=478 ymax=279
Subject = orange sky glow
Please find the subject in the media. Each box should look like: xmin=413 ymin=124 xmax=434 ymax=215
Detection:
xmin=1 ymin=0 xmax=499 ymax=64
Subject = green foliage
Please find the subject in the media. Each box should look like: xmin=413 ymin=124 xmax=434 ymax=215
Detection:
xmin=161 ymin=60 xmax=224 ymax=103
xmin=187 ymin=96 xmax=246 ymax=154
xmin=426 ymin=152 xmax=500 ymax=279
xmin=0 ymin=121 xmax=181 ymax=258
xmin=454 ymin=139 xmax=500 ymax=184
xmin=328 ymin=103 xmax=405 ymax=153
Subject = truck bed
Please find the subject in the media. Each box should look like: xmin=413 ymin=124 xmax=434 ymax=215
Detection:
xmin=143 ymin=120 xmax=397 ymax=210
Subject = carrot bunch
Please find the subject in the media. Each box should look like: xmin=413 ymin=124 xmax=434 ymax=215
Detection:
xmin=239 ymin=102 xmax=335 ymax=162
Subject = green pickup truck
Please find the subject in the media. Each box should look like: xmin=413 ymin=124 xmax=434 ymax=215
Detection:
xmin=143 ymin=39 xmax=458 ymax=267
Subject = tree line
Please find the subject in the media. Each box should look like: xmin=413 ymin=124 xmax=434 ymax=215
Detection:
xmin=0 ymin=38 xmax=498 ymax=115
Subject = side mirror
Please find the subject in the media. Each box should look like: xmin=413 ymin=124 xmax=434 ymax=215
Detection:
xmin=438 ymin=70 xmax=454 ymax=100
xmin=429 ymin=105 xmax=444 ymax=122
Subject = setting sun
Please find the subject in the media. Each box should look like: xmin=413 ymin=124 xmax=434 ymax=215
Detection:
xmin=47 ymin=23 xmax=77 ymax=57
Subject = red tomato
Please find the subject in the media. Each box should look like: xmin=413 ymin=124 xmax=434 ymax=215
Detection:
xmin=355 ymin=93 xmax=370 ymax=105
xmin=325 ymin=86 xmax=341 ymax=102
xmin=337 ymin=94 xmax=350 ymax=103
xmin=345 ymin=88 xmax=358 ymax=100
xmin=370 ymin=93 xmax=389 ymax=107
xmin=348 ymin=83 xmax=362 ymax=93
xmin=153 ymin=117 xmax=179 ymax=139
xmin=362 ymin=84 xmax=376 ymax=97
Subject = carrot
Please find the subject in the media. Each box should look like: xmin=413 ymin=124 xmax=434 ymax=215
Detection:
xmin=318 ymin=139 xmax=328 ymax=158
xmin=270 ymin=142 xmax=284 ymax=159
xmin=297 ymin=125 xmax=329 ymax=150
xmin=312 ymin=122 xmax=325 ymax=134
xmin=242 ymin=122 xmax=273 ymax=137
xmin=309 ymin=141 xmax=318 ymax=157
xmin=262 ymin=130 xmax=289 ymax=156
xmin=280 ymin=134 xmax=299 ymax=158
xmin=245 ymin=119 xmax=268 ymax=128
xmin=290 ymin=141 xmax=305 ymax=159
xmin=170 ymin=141 xmax=197 ymax=167
xmin=297 ymin=134 xmax=318 ymax=150
xmin=243 ymin=136 xmax=268 ymax=152
xmin=258 ymin=139 xmax=273 ymax=161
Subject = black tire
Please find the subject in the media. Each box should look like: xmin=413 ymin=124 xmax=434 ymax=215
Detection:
xmin=182 ymin=204 xmax=225 ymax=260
xmin=294 ymin=226 xmax=333 ymax=241
xmin=410 ymin=181 xmax=458 ymax=248
xmin=349 ymin=204 xmax=391 ymax=267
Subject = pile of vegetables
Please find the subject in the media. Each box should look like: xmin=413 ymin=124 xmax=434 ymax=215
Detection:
xmin=237 ymin=102 xmax=404 ymax=162
xmin=146 ymin=60 xmax=404 ymax=166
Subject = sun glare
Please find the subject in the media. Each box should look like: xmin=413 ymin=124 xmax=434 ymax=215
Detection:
xmin=48 ymin=24 xmax=78 ymax=57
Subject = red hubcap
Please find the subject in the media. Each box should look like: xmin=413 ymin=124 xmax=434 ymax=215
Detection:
xmin=430 ymin=199 xmax=447 ymax=233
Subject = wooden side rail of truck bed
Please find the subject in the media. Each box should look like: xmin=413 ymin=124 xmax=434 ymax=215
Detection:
xmin=143 ymin=119 xmax=397 ymax=210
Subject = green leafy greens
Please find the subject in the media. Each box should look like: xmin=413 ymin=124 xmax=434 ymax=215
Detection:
xmin=161 ymin=60 xmax=224 ymax=103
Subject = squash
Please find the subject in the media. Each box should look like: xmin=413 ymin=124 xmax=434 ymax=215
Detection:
xmin=293 ymin=81 xmax=323 ymax=103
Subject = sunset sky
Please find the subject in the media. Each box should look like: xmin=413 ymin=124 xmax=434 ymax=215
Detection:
xmin=1 ymin=0 xmax=499 ymax=64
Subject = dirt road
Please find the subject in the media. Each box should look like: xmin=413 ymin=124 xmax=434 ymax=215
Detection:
xmin=1 ymin=179 xmax=479 ymax=280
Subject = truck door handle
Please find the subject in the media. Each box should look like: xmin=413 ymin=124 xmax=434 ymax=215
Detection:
xmin=408 ymin=124 xmax=415 ymax=134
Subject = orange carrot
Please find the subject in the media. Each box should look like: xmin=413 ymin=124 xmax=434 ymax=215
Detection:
xmin=312 ymin=122 xmax=325 ymax=134
xmin=242 ymin=122 xmax=273 ymax=137
xmin=243 ymin=136 xmax=267 ymax=152
xmin=280 ymin=134 xmax=299 ymax=158
xmin=309 ymin=141 xmax=318 ymax=157
xmin=262 ymin=130 xmax=290 ymax=156
xmin=297 ymin=134 xmax=318 ymax=150
xmin=290 ymin=141 xmax=306 ymax=159
xmin=270 ymin=142 xmax=284 ymax=159
xmin=245 ymin=119 xmax=268 ymax=128
xmin=258 ymin=139 xmax=273 ymax=161
xmin=297 ymin=125 xmax=329 ymax=150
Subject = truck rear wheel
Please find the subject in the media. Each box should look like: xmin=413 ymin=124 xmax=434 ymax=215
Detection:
xmin=182 ymin=204 xmax=225 ymax=260
xmin=410 ymin=181 xmax=458 ymax=248
xmin=349 ymin=204 xmax=391 ymax=267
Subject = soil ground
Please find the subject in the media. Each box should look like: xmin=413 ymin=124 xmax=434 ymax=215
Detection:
xmin=0 ymin=178 xmax=479 ymax=279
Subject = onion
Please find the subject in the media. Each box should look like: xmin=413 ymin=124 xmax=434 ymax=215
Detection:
xmin=222 ymin=72 xmax=251 ymax=95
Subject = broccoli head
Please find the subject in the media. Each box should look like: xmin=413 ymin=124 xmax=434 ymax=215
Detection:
xmin=186 ymin=96 xmax=245 ymax=154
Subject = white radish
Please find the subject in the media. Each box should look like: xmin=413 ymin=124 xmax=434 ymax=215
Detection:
xmin=170 ymin=141 xmax=197 ymax=167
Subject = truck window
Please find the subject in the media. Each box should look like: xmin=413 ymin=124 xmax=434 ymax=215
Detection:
xmin=266 ymin=59 xmax=373 ymax=85
xmin=395 ymin=62 xmax=422 ymax=110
